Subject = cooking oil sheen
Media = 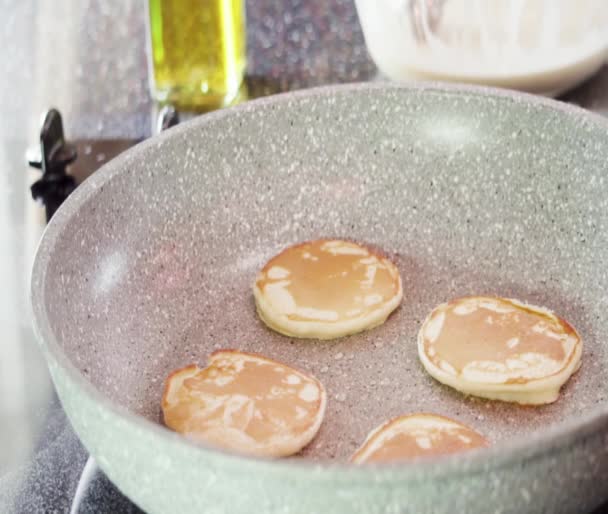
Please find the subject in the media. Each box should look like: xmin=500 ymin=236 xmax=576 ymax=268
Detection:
xmin=148 ymin=0 xmax=246 ymax=110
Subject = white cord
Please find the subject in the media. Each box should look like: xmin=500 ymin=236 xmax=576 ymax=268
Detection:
xmin=69 ymin=456 xmax=98 ymax=514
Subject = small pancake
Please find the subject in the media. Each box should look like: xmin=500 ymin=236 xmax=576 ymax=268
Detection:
xmin=253 ymin=239 xmax=403 ymax=339
xmin=161 ymin=351 xmax=327 ymax=458
xmin=351 ymin=413 xmax=488 ymax=464
xmin=418 ymin=296 xmax=582 ymax=405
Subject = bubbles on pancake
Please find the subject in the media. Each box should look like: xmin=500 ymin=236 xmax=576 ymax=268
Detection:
xmin=424 ymin=311 xmax=445 ymax=343
xmin=418 ymin=296 xmax=583 ymax=404
xmin=351 ymin=413 xmax=489 ymax=463
xmin=253 ymin=239 xmax=403 ymax=339
xmin=415 ymin=436 xmax=432 ymax=449
xmin=161 ymin=351 xmax=326 ymax=458
xmin=506 ymin=337 xmax=520 ymax=349
xmin=321 ymin=240 xmax=368 ymax=256
xmin=267 ymin=266 xmax=290 ymax=280
xmin=299 ymin=383 xmax=320 ymax=402
xmin=285 ymin=374 xmax=301 ymax=385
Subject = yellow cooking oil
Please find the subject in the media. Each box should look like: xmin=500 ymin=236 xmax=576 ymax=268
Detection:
xmin=147 ymin=0 xmax=246 ymax=110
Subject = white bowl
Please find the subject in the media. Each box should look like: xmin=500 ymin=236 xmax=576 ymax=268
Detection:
xmin=354 ymin=0 xmax=608 ymax=96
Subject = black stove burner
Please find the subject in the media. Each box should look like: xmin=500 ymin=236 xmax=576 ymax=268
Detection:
xmin=27 ymin=106 xmax=178 ymax=221
xmin=27 ymin=109 xmax=77 ymax=221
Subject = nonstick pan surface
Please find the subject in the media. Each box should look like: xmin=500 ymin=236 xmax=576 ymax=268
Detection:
xmin=31 ymin=83 xmax=608 ymax=514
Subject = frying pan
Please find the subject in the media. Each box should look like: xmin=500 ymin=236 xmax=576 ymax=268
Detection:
xmin=31 ymin=83 xmax=608 ymax=514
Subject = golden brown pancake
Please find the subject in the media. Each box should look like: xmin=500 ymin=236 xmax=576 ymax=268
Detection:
xmin=351 ymin=413 xmax=488 ymax=464
xmin=253 ymin=239 xmax=403 ymax=339
xmin=162 ymin=351 xmax=326 ymax=457
xmin=418 ymin=296 xmax=582 ymax=405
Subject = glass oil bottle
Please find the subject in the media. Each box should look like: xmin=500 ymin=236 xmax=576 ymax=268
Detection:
xmin=146 ymin=0 xmax=247 ymax=111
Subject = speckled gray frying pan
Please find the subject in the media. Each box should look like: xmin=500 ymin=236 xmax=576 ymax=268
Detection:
xmin=31 ymin=83 xmax=608 ymax=514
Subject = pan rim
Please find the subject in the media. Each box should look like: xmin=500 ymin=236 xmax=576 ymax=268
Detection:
xmin=30 ymin=81 xmax=608 ymax=482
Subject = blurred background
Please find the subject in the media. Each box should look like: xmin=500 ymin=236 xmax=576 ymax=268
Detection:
xmin=0 ymin=0 xmax=606 ymax=512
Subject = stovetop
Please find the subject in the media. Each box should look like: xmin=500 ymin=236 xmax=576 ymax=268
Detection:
xmin=1 ymin=1 xmax=608 ymax=513
xmin=6 ymin=394 xmax=141 ymax=514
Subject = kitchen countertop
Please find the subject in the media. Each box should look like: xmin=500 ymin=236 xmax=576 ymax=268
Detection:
xmin=0 ymin=0 xmax=606 ymax=512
